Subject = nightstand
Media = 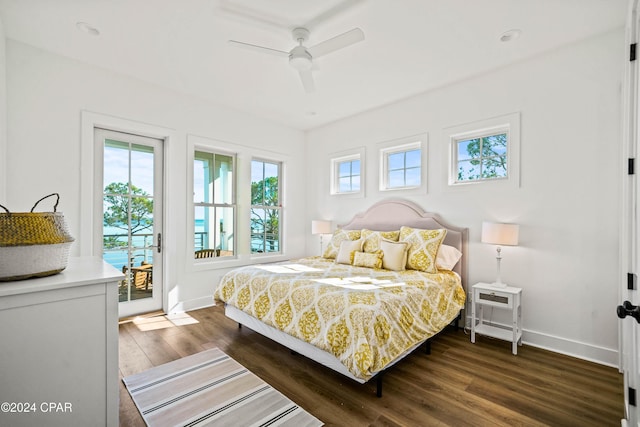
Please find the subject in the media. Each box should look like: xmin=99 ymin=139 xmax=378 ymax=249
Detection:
xmin=471 ymin=282 xmax=522 ymax=355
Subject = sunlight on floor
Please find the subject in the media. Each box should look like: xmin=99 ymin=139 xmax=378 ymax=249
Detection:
xmin=132 ymin=312 xmax=199 ymax=331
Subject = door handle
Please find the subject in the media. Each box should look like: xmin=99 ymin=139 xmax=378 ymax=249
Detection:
xmin=617 ymin=300 xmax=640 ymax=324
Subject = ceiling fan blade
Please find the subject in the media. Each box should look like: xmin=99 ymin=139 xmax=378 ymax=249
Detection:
xmin=228 ymin=40 xmax=289 ymax=57
xmin=303 ymin=0 xmax=366 ymax=29
xmin=299 ymin=70 xmax=315 ymax=93
xmin=307 ymin=28 xmax=364 ymax=58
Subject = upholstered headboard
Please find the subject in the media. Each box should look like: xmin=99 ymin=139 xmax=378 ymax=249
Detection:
xmin=338 ymin=199 xmax=468 ymax=290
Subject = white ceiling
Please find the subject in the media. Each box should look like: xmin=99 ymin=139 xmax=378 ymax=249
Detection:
xmin=0 ymin=0 xmax=629 ymax=130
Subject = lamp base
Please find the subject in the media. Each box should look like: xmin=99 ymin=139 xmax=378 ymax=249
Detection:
xmin=490 ymin=281 xmax=508 ymax=288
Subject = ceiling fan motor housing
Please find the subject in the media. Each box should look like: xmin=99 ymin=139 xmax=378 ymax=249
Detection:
xmin=289 ymin=45 xmax=312 ymax=70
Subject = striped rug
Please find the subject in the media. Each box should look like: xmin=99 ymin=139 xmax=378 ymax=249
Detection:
xmin=123 ymin=347 xmax=323 ymax=427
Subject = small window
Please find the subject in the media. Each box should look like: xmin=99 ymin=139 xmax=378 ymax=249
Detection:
xmin=194 ymin=150 xmax=235 ymax=259
xmin=456 ymin=133 xmax=507 ymax=182
xmin=330 ymin=148 xmax=365 ymax=197
xmin=251 ymin=159 xmax=282 ymax=254
xmin=380 ymin=140 xmax=422 ymax=191
xmin=338 ymin=158 xmax=361 ymax=193
xmin=446 ymin=112 xmax=520 ymax=188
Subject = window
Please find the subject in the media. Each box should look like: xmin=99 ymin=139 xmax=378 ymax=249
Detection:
xmin=193 ymin=150 xmax=235 ymax=258
xmin=338 ymin=158 xmax=361 ymax=193
xmin=251 ymin=159 xmax=281 ymax=254
xmin=446 ymin=112 xmax=520 ymax=188
xmin=330 ymin=148 xmax=365 ymax=197
xmin=380 ymin=140 xmax=422 ymax=191
xmin=456 ymin=133 xmax=507 ymax=182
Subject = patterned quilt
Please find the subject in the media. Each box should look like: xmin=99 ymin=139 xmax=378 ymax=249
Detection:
xmin=214 ymin=256 xmax=466 ymax=381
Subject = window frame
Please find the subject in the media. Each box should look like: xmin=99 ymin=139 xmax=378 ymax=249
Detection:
xmin=192 ymin=147 xmax=237 ymax=262
xmin=446 ymin=112 xmax=520 ymax=189
xmin=250 ymin=157 xmax=283 ymax=256
xmin=329 ymin=147 xmax=365 ymax=198
xmin=378 ymin=135 xmax=426 ymax=193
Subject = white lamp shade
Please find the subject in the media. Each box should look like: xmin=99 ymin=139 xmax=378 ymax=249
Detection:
xmin=311 ymin=220 xmax=332 ymax=235
xmin=481 ymin=222 xmax=519 ymax=246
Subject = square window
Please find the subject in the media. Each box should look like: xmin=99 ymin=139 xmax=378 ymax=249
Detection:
xmin=379 ymin=137 xmax=425 ymax=192
xmin=446 ymin=112 xmax=520 ymax=189
xmin=330 ymin=148 xmax=365 ymax=197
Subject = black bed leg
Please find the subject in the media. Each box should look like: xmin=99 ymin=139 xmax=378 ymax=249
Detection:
xmin=424 ymin=339 xmax=431 ymax=355
xmin=238 ymin=323 xmax=242 ymax=329
xmin=376 ymin=374 xmax=383 ymax=398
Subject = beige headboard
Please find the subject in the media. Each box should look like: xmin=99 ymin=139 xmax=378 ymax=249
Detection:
xmin=338 ymin=199 xmax=468 ymax=291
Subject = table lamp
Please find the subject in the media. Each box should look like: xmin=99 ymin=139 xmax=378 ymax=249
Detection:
xmin=311 ymin=220 xmax=332 ymax=256
xmin=481 ymin=221 xmax=519 ymax=288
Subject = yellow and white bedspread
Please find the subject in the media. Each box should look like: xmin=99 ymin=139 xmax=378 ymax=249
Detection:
xmin=214 ymin=256 xmax=466 ymax=381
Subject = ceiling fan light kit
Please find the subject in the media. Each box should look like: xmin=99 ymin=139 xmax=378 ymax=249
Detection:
xmin=229 ymin=26 xmax=365 ymax=93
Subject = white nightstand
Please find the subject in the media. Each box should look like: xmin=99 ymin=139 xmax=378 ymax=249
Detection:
xmin=471 ymin=282 xmax=522 ymax=355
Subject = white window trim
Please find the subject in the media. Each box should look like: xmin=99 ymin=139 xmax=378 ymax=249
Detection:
xmin=378 ymin=134 xmax=427 ymax=194
xmin=445 ymin=112 xmax=520 ymax=190
xmin=329 ymin=147 xmax=365 ymax=198
xmin=187 ymin=135 xmax=239 ymax=270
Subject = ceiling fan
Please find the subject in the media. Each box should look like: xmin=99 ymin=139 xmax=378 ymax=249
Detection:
xmin=228 ymin=27 xmax=365 ymax=93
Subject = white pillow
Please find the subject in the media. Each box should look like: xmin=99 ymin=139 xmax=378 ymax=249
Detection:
xmin=335 ymin=239 xmax=363 ymax=265
xmin=380 ymin=240 xmax=409 ymax=271
xmin=436 ymin=244 xmax=462 ymax=270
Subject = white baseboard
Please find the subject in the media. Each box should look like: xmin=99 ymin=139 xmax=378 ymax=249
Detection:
xmin=464 ymin=314 xmax=619 ymax=368
xmin=522 ymin=329 xmax=619 ymax=368
xmin=168 ymin=296 xmax=216 ymax=315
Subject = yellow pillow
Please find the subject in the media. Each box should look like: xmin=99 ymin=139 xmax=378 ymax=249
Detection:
xmin=335 ymin=239 xmax=364 ymax=265
xmin=380 ymin=240 xmax=409 ymax=271
xmin=322 ymin=229 xmax=362 ymax=259
xmin=399 ymin=226 xmax=447 ymax=273
xmin=360 ymin=229 xmax=400 ymax=253
xmin=353 ymin=250 xmax=383 ymax=269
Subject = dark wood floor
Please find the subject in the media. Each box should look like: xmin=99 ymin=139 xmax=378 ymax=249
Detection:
xmin=119 ymin=304 xmax=624 ymax=426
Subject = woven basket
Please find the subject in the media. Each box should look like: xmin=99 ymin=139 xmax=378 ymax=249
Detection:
xmin=0 ymin=193 xmax=75 ymax=281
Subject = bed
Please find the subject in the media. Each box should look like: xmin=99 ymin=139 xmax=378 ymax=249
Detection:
xmin=213 ymin=199 xmax=468 ymax=396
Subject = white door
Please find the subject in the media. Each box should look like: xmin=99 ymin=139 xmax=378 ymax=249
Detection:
xmin=621 ymin=1 xmax=640 ymax=426
xmin=95 ymin=128 xmax=164 ymax=318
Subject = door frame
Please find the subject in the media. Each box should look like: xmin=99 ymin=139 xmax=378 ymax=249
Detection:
xmin=81 ymin=111 xmax=173 ymax=316
xmin=620 ymin=0 xmax=640 ymax=425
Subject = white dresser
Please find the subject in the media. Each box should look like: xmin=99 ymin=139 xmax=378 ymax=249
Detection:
xmin=0 ymin=257 xmax=123 ymax=427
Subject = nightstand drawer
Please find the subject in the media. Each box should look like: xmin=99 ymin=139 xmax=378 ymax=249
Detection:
xmin=476 ymin=289 xmax=513 ymax=308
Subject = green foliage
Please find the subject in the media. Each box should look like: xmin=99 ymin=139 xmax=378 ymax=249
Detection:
xmin=103 ymin=182 xmax=153 ymax=249
xmin=251 ymin=177 xmax=279 ymax=253
xmin=457 ymin=134 xmax=507 ymax=181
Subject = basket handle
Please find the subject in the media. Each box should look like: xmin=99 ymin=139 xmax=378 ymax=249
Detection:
xmin=0 ymin=203 xmax=8 ymax=214
xmin=30 ymin=193 xmax=60 ymax=213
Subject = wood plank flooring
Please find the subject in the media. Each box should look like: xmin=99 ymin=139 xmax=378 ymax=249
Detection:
xmin=119 ymin=305 xmax=624 ymax=426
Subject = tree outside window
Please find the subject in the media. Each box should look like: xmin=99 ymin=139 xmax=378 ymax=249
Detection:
xmin=456 ymin=133 xmax=507 ymax=182
xmin=251 ymin=159 xmax=281 ymax=254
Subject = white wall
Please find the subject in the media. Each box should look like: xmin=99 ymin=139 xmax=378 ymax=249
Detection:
xmin=5 ymin=40 xmax=307 ymax=313
xmin=0 ymin=16 xmax=7 ymax=202
xmin=306 ymin=30 xmax=624 ymax=366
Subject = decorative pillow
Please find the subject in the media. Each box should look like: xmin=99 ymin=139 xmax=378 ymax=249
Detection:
xmin=380 ymin=239 xmax=409 ymax=271
xmin=436 ymin=244 xmax=463 ymax=271
xmin=399 ymin=226 xmax=447 ymax=273
xmin=360 ymin=229 xmax=400 ymax=253
xmin=352 ymin=250 xmax=384 ymax=269
xmin=335 ymin=239 xmax=364 ymax=265
xmin=322 ymin=229 xmax=362 ymax=259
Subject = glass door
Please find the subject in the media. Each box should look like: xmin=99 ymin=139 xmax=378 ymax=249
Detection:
xmin=95 ymin=128 xmax=164 ymax=318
